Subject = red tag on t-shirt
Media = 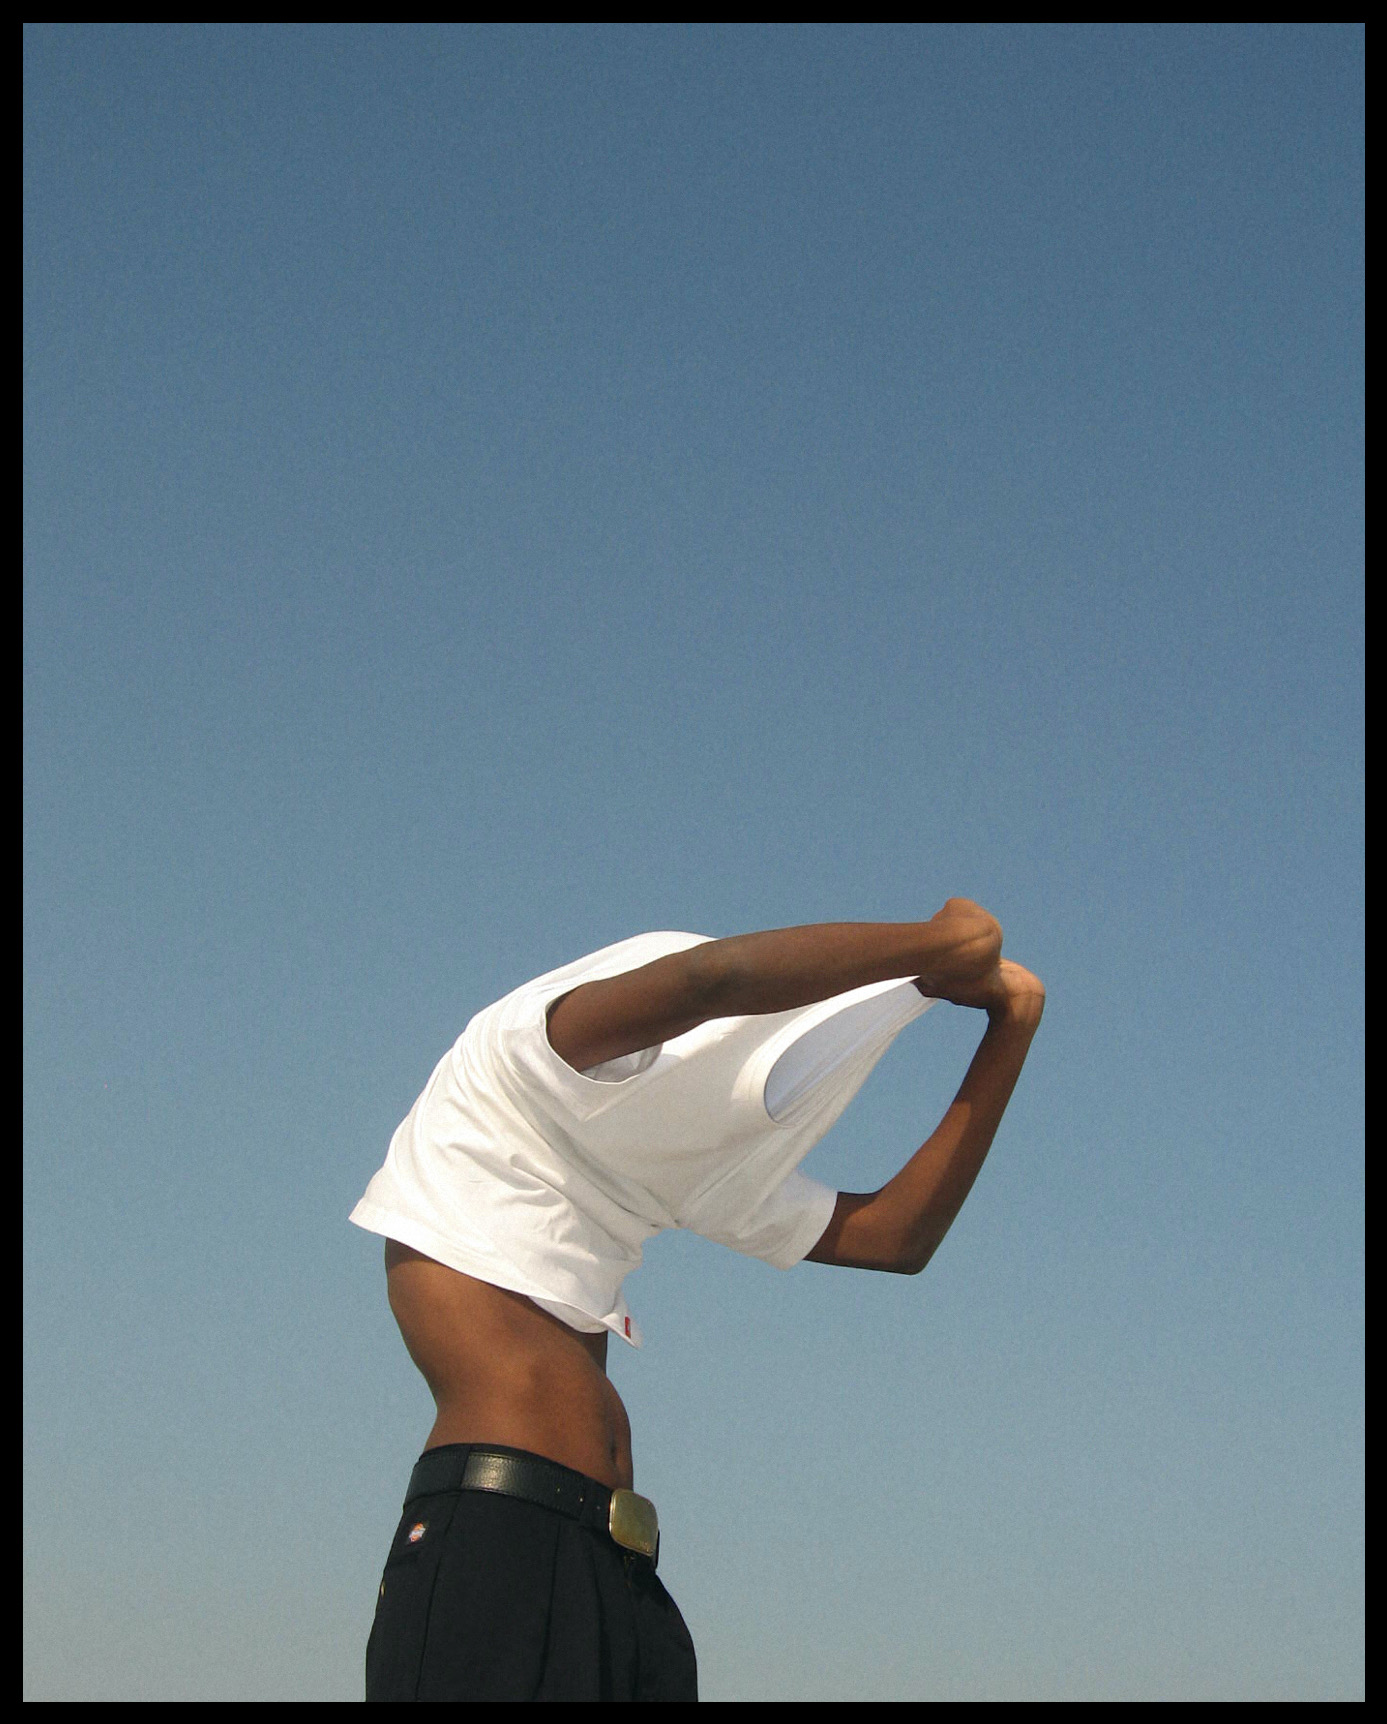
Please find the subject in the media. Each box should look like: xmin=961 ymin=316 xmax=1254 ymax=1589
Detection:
xmin=624 ymin=1316 xmax=631 ymax=1337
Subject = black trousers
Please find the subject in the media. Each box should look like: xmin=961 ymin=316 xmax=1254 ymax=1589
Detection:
xmin=365 ymin=1443 xmax=699 ymax=1701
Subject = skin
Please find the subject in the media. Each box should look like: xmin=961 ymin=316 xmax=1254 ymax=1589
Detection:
xmin=383 ymin=1241 xmax=634 ymax=1489
xmin=383 ymin=898 xmax=1044 ymax=1493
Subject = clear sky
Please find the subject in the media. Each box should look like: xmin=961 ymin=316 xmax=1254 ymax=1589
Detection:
xmin=24 ymin=23 xmax=1362 ymax=1702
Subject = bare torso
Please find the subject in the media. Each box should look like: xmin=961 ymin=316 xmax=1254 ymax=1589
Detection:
xmin=383 ymin=1239 xmax=635 ymax=1491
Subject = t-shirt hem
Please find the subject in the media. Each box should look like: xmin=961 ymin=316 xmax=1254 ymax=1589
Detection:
xmin=755 ymin=980 xmax=937 ymax=1129
xmin=348 ymin=1199 xmax=643 ymax=1347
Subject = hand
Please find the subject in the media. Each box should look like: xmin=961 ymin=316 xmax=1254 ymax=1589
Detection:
xmin=987 ymin=960 xmax=1046 ymax=1027
xmin=925 ymin=957 xmax=1046 ymax=1022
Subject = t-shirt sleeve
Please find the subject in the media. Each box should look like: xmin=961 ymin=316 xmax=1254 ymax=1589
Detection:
xmin=684 ymin=1168 xmax=839 ymax=1270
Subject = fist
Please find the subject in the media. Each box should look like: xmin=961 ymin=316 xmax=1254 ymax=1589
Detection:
xmin=992 ymin=960 xmax=1046 ymax=1023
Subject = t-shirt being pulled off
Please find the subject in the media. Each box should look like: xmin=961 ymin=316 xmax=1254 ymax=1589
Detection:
xmin=350 ymin=932 xmax=937 ymax=1347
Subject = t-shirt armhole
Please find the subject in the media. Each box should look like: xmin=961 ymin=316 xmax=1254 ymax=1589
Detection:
xmin=491 ymin=985 xmax=666 ymax=1123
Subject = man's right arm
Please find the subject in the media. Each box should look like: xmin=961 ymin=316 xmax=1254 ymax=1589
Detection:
xmin=807 ymin=965 xmax=1046 ymax=1276
xmin=545 ymin=901 xmax=1003 ymax=1073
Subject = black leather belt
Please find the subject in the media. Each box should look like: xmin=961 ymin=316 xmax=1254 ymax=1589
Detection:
xmin=404 ymin=1444 xmax=660 ymax=1568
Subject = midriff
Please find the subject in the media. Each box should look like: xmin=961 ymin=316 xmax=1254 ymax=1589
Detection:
xmin=383 ymin=1239 xmax=635 ymax=1492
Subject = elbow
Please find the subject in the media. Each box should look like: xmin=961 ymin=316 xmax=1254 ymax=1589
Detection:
xmin=887 ymin=1214 xmax=939 ymax=1277
xmin=895 ymin=1234 xmax=942 ymax=1277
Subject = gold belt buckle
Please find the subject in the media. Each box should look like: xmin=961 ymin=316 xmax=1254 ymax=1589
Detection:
xmin=608 ymin=1488 xmax=659 ymax=1562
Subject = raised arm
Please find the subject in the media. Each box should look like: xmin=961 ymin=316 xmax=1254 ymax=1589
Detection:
xmin=544 ymin=900 xmax=1003 ymax=1075
xmin=806 ymin=961 xmax=1046 ymax=1275
xmin=703 ymin=898 xmax=1003 ymax=1017
xmin=545 ymin=944 xmax=728 ymax=1073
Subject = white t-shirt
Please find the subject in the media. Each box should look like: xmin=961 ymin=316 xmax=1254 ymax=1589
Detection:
xmin=349 ymin=931 xmax=936 ymax=1347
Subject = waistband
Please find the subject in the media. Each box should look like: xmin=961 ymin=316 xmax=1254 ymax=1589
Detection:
xmin=404 ymin=1442 xmax=660 ymax=1567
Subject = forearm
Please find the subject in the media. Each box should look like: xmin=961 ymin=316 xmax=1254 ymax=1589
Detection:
xmin=701 ymin=900 xmax=1002 ymax=1018
xmin=878 ymin=1001 xmax=1041 ymax=1274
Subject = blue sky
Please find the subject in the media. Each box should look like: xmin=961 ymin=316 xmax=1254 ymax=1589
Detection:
xmin=25 ymin=24 xmax=1362 ymax=1701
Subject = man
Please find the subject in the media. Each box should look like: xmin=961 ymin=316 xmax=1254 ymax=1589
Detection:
xmin=352 ymin=898 xmax=1045 ymax=1701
